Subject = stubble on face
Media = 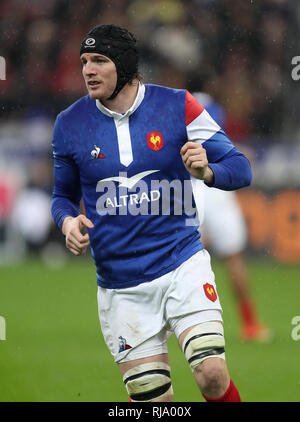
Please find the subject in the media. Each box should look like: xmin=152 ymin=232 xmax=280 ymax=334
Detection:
xmin=81 ymin=53 xmax=117 ymax=101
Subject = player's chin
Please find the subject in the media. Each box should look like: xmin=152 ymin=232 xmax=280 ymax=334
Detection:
xmin=88 ymin=90 xmax=101 ymax=100
xmin=87 ymin=86 xmax=104 ymax=100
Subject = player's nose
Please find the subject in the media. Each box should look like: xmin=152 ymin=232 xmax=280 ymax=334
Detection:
xmin=83 ymin=60 xmax=97 ymax=77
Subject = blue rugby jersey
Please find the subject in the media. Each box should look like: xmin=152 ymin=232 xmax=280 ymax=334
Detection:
xmin=51 ymin=83 xmax=251 ymax=288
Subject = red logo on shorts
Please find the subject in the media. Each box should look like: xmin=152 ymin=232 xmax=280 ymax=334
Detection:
xmin=203 ymin=283 xmax=217 ymax=302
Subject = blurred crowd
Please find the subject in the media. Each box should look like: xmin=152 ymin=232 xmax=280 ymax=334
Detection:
xmin=0 ymin=0 xmax=298 ymax=262
xmin=0 ymin=0 xmax=297 ymax=141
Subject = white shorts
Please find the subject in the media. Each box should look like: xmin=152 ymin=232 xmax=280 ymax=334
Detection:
xmin=201 ymin=186 xmax=248 ymax=256
xmin=97 ymin=249 xmax=223 ymax=363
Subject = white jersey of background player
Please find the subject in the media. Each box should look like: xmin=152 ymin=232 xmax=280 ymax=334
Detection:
xmin=193 ymin=91 xmax=271 ymax=342
xmin=193 ymin=92 xmax=247 ymax=255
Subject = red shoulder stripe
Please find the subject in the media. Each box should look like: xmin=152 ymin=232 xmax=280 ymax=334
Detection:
xmin=185 ymin=91 xmax=204 ymax=126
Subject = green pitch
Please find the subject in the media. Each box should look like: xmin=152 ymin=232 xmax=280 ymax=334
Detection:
xmin=0 ymin=255 xmax=299 ymax=402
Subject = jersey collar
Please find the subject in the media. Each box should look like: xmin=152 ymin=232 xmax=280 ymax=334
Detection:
xmin=95 ymin=82 xmax=145 ymax=120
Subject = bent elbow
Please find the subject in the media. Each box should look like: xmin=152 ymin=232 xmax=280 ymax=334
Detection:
xmin=241 ymin=162 xmax=252 ymax=188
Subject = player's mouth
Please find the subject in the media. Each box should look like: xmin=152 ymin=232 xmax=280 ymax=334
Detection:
xmin=88 ymin=80 xmax=101 ymax=90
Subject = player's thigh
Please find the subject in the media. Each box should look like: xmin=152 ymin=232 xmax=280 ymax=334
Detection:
xmin=165 ymin=249 xmax=223 ymax=321
xmin=97 ymin=277 xmax=169 ymax=363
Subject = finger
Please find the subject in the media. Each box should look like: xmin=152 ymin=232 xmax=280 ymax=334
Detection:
xmin=180 ymin=142 xmax=203 ymax=155
xmin=68 ymin=241 xmax=87 ymax=255
xmin=182 ymin=146 xmax=206 ymax=162
xmin=68 ymin=235 xmax=89 ymax=250
xmin=80 ymin=246 xmax=87 ymax=255
xmin=73 ymin=231 xmax=90 ymax=245
xmin=68 ymin=245 xmax=81 ymax=256
xmin=191 ymin=160 xmax=207 ymax=168
xmin=183 ymin=154 xmax=206 ymax=168
xmin=184 ymin=152 xmax=207 ymax=167
xmin=69 ymin=246 xmax=87 ymax=256
xmin=182 ymin=150 xmax=206 ymax=163
xmin=181 ymin=142 xmax=201 ymax=153
xmin=69 ymin=245 xmax=87 ymax=255
xmin=80 ymin=233 xmax=90 ymax=244
xmin=68 ymin=224 xmax=90 ymax=246
xmin=67 ymin=239 xmax=82 ymax=252
xmin=184 ymin=148 xmax=205 ymax=156
xmin=78 ymin=215 xmax=94 ymax=229
xmin=186 ymin=160 xmax=206 ymax=169
xmin=188 ymin=155 xmax=207 ymax=163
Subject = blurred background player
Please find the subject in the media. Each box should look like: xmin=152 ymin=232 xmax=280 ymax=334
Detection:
xmin=189 ymin=72 xmax=271 ymax=342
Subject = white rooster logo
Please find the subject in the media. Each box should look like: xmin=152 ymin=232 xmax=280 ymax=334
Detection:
xmin=91 ymin=144 xmax=105 ymax=159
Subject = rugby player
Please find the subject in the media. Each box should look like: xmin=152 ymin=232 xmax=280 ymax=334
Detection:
xmin=51 ymin=24 xmax=252 ymax=402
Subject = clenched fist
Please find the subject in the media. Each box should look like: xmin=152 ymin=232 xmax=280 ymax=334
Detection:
xmin=180 ymin=142 xmax=214 ymax=183
xmin=62 ymin=214 xmax=94 ymax=256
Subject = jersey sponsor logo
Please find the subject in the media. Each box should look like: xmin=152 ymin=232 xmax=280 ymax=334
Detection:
xmin=203 ymin=283 xmax=217 ymax=302
xmin=118 ymin=336 xmax=132 ymax=353
xmin=91 ymin=144 xmax=105 ymax=159
xmin=96 ymin=170 xmax=161 ymax=214
xmin=99 ymin=170 xmax=159 ymax=189
xmin=147 ymin=131 xmax=164 ymax=151
xmin=102 ymin=190 xmax=160 ymax=209
xmin=95 ymin=170 xmax=198 ymax=220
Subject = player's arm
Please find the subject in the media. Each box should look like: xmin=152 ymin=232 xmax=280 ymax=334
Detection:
xmin=180 ymin=142 xmax=214 ymax=184
xmin=51 ymin=115 xmax=94 ymax=255
xmin=180 ymin=142 xmax=252 ymax=190
xmin=182 ymin=91 xmax=252 ymax=190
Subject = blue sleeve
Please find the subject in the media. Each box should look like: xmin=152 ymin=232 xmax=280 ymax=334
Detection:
xmin=206 ymin=147 xmax=252 ymax=190
xmin=51 ymin=115 xmax=82 ymax=230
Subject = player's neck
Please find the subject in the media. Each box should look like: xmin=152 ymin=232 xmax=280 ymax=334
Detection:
xmin=101 ymin=80 xmax=139 ymax=114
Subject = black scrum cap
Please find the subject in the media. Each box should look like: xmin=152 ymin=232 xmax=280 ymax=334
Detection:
xmin=80 ymin=24 xmax=138 ymax=99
